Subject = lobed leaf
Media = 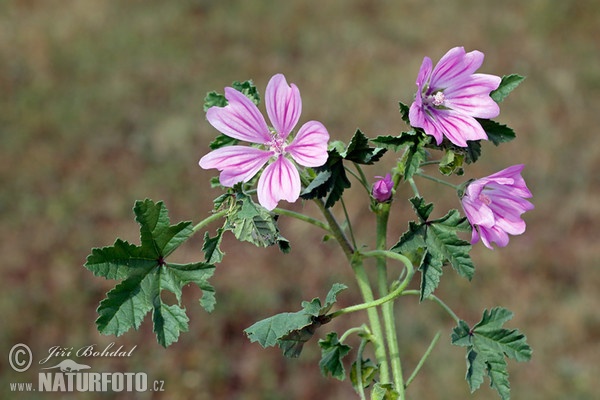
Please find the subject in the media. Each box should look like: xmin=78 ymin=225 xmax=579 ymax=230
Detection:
xmin=318 ymin=332 xmax=351 ymax=381
xmin=451 ymin=307 xmax=532 ymax=400
xmin=477 ymin=119 xmax=516 ymax=146
xmin=244 ymin=283 xmax=345 ymax=358
xmin=84 ymin=199 xmax=217 ymax=347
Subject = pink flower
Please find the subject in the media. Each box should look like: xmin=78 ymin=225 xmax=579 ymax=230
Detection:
xmin=372 ymin=174 xmax=394 ymax=202
xmin=461 ymin=164 xmax=534 ymax=249
xmin=199 ymin=74 xmax=329 ymax=211
xmin=409 ymin=47 xmax=501 ymax=147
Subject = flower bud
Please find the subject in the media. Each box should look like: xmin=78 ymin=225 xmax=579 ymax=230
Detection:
xmin=372 ymin=174 xmax=394 ymax=202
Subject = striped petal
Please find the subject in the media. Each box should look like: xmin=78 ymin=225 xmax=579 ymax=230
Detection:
xmin=206 ymin=87 xmax=271 ymax=144
xmin=199 ymin=145 xmax=272 ymax=187
xmin=257 ymin=156 xmax=301 ymax=211
xmin=265 ymin=74 xmax=302 ymax=139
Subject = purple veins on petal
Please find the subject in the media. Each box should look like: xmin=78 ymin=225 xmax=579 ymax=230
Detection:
xmin=206 ymin=87 xmax=272 ymax=144
xmin=257 ymin=156 xmax=301 ymax=211
xmin=199 ymin=146 xmax=272 ymax=187
xmin=200 ymin=73 xmax=330 ymax=210
xmin=460 ymin=164 xmax=534 ymax=249
xmin=409 ymin=46 xmax=501 ymax=147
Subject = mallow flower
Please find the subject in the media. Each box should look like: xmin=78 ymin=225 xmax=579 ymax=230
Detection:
xmin=372 ymin=174 xmax=394 ymax=202
xmin=461 ymin=164 xmax=534 ymax=249
xmin=199 ymin=74 xmax=329 ymax=211
xmin=409 ymin=46 xmax=501 ymax=147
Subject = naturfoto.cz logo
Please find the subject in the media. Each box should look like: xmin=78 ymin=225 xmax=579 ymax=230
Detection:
xmin=8 ymin=343 xmax=165 ymax=393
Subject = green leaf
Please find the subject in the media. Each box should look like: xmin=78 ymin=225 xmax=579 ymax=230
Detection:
xmin=244 ymin=283 xmax=345 ymax=358
xmin=477 ymin=119 xmax=516 ymax=146
xmin=209 ymin=134 xmax=239 ymax=150
xmin=318 ymin=332 xmax=351 ymax=381
xmin=202 ymin=229 xmax=225 ymax=264
xmin=85 ymin=199 xmax=216 ymax=347
xmin=224 ymin=194 xmax=290 ymax=252
xmin=439 ymin=149 xmax=465 ymax=176
xmin=342 ymin=129 xmax=387 ymax=165
xmin=203 ymin=91 xmax=227 ymax=111
xmin=371 ymin=383 xmax=400 ymax=400
xmin=300 ymin=149 xmax=351 ymax=208
xmin=451 ymin=307 xmax=532 ymax=400
xmin=490 ymin=74 xmax=525 ymax=103
xmin=390 ymin=198 xmax=474 ymax=299
xmin=153 ymin=302 xmax=189 ymax=348
xmin=232 ymin=79 xmax=261 ymax=105
xmin=350 ymin=358 xmax=378 ymax=390
xmin=409 ymin=196 xmax=434 ymax=222
xmin=426 ymin=209 xmax=474 ymax=280
xmin=418 ymin=251 xmax=444 ymax=301
xmin=322 ymin=283 xmax=348 ymax=315
xmin=398 ymin=101 xmax=411 ymax=124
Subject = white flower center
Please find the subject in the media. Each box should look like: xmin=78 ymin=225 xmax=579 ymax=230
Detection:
xmin=268 ymin=135 xmax=287 ymax=155
xmin=430 ymin=91 xmax=445 ymax=106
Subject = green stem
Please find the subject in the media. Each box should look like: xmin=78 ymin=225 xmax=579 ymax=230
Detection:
xmin=374 ymin=204 xmax=405 ymax=397
xmin=340 ymin=197 xmax=358 ymax=250
xmin=404 ymin=331 xmax=441 ymax=388
xmin=339 ymin=326 xmax=369 ymax=344
xmin=330 ymin=251 xmax=414 ymax=318
xmin=344 ymin=163 xmax=371 ymax=195
xmin=415 ymin=172 xmax=460 ymax=190
xmin=355 ymin=337 xmax=369 ymax=400
xmin=273 ymin=207 xmax=331 ymax=232
xmin=351 ymin=255 xmax=390 ymax=384
xmin=407 ymin=177 xmax=421 ymax=197
xmin=191 ymin=209 xmax=228 ymax=233
xmin=401 ymin=290 xmax=461 ymax=324
xmin=312 ymin=198 xmax=354 ymax=259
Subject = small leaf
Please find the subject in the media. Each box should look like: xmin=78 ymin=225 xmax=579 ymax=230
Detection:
xmin=300 ymin=149 xmax=351 ymax=208
xmin=322 ymin=283 xmax=348 ymax=315
xmin=318 ymin=332 xmax=351 ymax=381
xmin=439 ymin=149 xmax=465 ymax=176
xmin=203 ymin=91 xmax=227 ymax=111
xmin=371 ymin=383 xmax=400 ymax=400
xmin=398 ymin=101 xmax=411 ymax=124
xmin=245 ymin=311 xmax=313 ymax=349
xmin=409 ymin=196 xmax=433 ymax=222
xmin=490 ymin=74 xmax=525 ymax=103
xmin=209 ymin=134 xmax=239 ymax=150
xmin=225 ymin=194 xmax=290 ymax=251
xmin=350 ymin=358 xmax=378 ymax=390
xmin=202 ymin=229 xmax=225 ymax=264
xmin=232 ymin=79 xmax=261 ymax=105
xmin=342 ymin=129 xmax=387 ymax=165
xmin=477 ymin=119 xmax=516 ymax=146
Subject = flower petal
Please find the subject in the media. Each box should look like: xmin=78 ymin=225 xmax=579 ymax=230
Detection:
xmin=199 ymin=145 xmax=272 ymax=187
xmin=409 ymin=101 xmax=444 ymax=144
xmin=430 ymin=47 xmax=484 ymax=89
xmin=257 ymin=156 xmax=301 ymax=210
xmin=286 ymin=121 xmax=329 ymax=167
xmin=433 ymin=110 xmax=488 ymax=147
xmin=444 ymin=74 xmax=501 ymax=118
xmin=206 ymin=87 xmax=271 ymax=144
xmin=265 ymin=74 xmax=301 ymax=139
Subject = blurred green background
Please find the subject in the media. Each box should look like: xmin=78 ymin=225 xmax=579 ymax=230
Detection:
xmin=2 ymin=0 xmax=599 ymax=399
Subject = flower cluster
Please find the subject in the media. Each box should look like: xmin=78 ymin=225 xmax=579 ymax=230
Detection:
xmin=200 ymin=48 xmax=533 ymax=249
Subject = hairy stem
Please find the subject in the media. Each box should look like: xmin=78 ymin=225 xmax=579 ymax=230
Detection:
xmin=273 ymin=207 xmax=331 ymax=232
xmin=375 ymin=204 xmax=405 ymax=397
xmin=404 ymin=331 xmax=441 ymax=388
xmin=192 ymin=209 xmax=228 ymax=233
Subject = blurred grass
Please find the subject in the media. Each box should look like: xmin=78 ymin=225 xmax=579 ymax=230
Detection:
xmin=1 ymin=0 xmax=599 ymax=399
